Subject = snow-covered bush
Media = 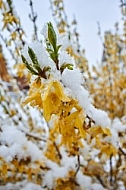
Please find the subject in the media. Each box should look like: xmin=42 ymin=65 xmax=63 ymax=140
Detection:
xmin=0 ymin=0 xmax=125 ymax=189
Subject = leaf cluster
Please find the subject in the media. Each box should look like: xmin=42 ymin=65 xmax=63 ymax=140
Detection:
xmin=21 ymin=47 xmax=50 ymax=79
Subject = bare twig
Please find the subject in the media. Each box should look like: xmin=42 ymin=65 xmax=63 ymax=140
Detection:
xmin=119 ymin=146 xmax=126 ymax=156
xmin=97 ymin=21 xmax=104 ymax=47
xmin=25 ymin=132 xmax=46 ymax=142
xmin=53 ymin=142 xmax=62 ymax=160
xmin=29 ymin=0 xmax=38 ymax=41
xmin=110 ymin=154 xmax=113 ymax=185
xmin=96 ymin=175 xmax=107 ymax=188
xmin=74 ymin=155 xmax=80 ymax=176
xmin=120 ymin=0 xmax=126 ymax=7
xmin=0 ymin=33 xmax=15 ymax=60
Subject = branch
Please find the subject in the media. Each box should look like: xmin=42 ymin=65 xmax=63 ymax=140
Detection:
xmin=29 ymin=0 xmax=38 ymax=41
xmin=53 ymin=142 xmax=62 ymax=160
xmin=74 ymin=155 xmax=80 ymax=177
xmin=96 ymin=175 xmax=107 ymax=188
xmin=120 ymin=0 xmax=126 ymax=7
xmin=119 ymin=146 xmax=126 ymax=156
xmin=110 ymin=154 xmax=113 ymax=185
xmin=0 ymin=33 xmax=15 ymax=60
xmin=25 ymin=132 xmax=46 ymax=142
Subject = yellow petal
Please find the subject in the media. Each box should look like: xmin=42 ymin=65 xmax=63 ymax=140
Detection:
xmin=75 ymin=110 xmax=86 ymax=138
xmin=43 ymin=81 xmax=69 ymax=102
xmin=89 ymin=126 xmax=111 ymax=137
xmin=53 ymin=81 xmax=69 ymax=102
xmin=43 ymin=92 xmax=61 ymax=121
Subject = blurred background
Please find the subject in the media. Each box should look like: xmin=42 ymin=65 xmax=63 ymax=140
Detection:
xmin=1 ymin=0 xmax=122 ymax=65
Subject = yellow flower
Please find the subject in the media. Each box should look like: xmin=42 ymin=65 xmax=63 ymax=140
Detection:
xmin=42 ymin=80 xmax=69 ymax=121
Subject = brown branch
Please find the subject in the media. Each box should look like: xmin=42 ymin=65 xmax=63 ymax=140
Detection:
xmin=29 ymin=0 xmax=38 ymax=41
xmin=53 ymin=142 xmax=62 ymax=160
xmin=119 ymin=146 xmax=126 ymax=156
xmin=25 ymin=132 xmax=46 ymax=142
xmin=96 ymin=175 xmax=107 ymax=188
xmin=110 ymin=154 xmax=113 ymax=185
xmin=74 ymin=155 xmax=80 ymax=177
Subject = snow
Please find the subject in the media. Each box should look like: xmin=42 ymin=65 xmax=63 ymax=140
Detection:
xmin=76 ymin=171 xmax=91 ymax=189
xmin=41 ymin=23 xmax=48 ymax=39
xmin=20 ymin=183 xmax=42 ymax=190
xmin=87 ymin=104 xmax=111 ymax=127
xmin=0 ymin=22 xmax=125 ymax=190
xmin=62 ymin=68 xmax=83 ymax=91
xmin=22 ymin=42 xmax=56 ymax=71
xmin=0 ymin=181 xmax=42 ymax=190
xmin=62 ymin=67 xmax=110 ymax=127
xmin=112 ymin=118 xmax=126 ymax=133
xmin=91 ymin=183 xmax=107 ymax=190
xmin=0 ymin=124 xmax=43 ymax=162
xmin=42 ymin=170 xmax=54 ymax=189
xmin=42 ymin=159 xmax=72 ymax=188
xmin=59 ymin=50 xmax=75 ymax=67
xmin=58 ymin=33 xmax=71 ymax=50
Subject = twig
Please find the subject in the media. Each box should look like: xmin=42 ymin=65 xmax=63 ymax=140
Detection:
xmin=110 ymin=154 xmax=113 ymax=185
xmin=96 ymin=175 xmax=107 ymax=188
xmin=25 ymin=132 xmax=46 ymax=142
xmin=0 ymin=33 xmax=15 ymax=60
xmin=29 ymin=0 xmax=38 ymax=41
xmin=119 ymin=146 xmax=126 ymax=156
xmin=6 ymin=0 xmax=25 ymax=46
xmin=53 ymin=142 xmax=62 ymax=160
xmin=120 ymin=0 xmax=126 ymax=7
xmin=97 ymin=21 xmax=104 ymax=47
xmin=74 ymin=155 xmax=80 ymax=177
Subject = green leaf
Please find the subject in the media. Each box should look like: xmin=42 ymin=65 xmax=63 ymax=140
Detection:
xmin=46 ymin=48 xmax=54 ymax=53
xmin=56 ymin=44 xmax=62 ymax=52
xmin=28 ymin=47 xmax=44 ymax=73
xmin=47 ymin=22 xmax=57 ymax=51
xmin=60 ymin=63 xmax=73 ymax=73
xmin=43 ymin=66 xmax=51 ymax=72
xmin=28 ymin=47 xmax=39 ymax=66
xmin=21 ymin=55 xmax=38 ymax=75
